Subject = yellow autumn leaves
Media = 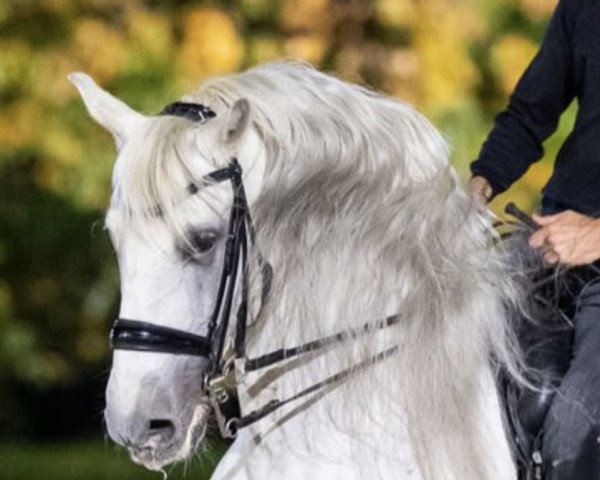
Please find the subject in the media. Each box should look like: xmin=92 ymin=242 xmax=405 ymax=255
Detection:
xmin=0 ymin=0 xmax=569 ymax=388
xmin=491 ymin=34 xmax=539 ymax=95
xmin=373 ymin=0 xmax=542 ymax=114
xmin=179 ymin=8 xmax=244 ymax=84
xmin=0 ymin=0 xmax=562 ymax=214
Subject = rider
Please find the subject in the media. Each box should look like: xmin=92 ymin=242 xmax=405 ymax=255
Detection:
xmin=468 ymin=0 xmax=600 ymax=477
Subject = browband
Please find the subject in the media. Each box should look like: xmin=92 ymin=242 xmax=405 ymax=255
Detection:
xmin=160 ymin=102 xmax=216 ymax=123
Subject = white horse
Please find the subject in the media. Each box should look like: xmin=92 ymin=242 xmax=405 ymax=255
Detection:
xmin=70 ymin=62 xmax=525 ymax=480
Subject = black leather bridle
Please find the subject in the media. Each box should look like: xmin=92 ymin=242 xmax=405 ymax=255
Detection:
xmin=109 ymin=102 xmax=400 ymax=438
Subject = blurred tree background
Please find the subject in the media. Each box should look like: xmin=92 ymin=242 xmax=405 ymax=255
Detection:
xmin=0 ymin=0 xmax=570 ymax=476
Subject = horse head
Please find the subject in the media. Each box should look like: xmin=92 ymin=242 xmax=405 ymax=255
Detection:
xmin=70 ymin=72 xmax=266 ymax=470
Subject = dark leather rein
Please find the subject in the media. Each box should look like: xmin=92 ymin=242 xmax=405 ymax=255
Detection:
xmin=109 ymin=102 xmax=400 ymax=438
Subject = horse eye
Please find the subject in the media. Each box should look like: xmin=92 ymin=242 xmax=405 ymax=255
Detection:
xmin=182 ymin=229 xmax=220 ymax=259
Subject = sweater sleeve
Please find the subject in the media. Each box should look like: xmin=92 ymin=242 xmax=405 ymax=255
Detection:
xmin=470 ymin=0 xmax=577 ymax=196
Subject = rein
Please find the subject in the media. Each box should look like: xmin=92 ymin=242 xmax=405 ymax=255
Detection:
xmin=109 ymin=102 xmax=400 ymax=438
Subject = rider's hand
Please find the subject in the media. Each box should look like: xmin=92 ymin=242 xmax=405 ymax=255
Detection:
xmin=529 ymin=210 xmax=600 ymax=266
xmin=467 ymin=176 xmax=493 ymax=204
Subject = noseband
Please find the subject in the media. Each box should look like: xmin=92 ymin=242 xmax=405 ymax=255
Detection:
xmin=109 ymin=102 xmax=400 ymax=438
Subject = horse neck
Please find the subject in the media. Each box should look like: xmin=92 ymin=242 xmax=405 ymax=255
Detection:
xmin=237 ymin=169 xmax=518 ymax=480
xmin=232 ymin=350 xmax=423 ymax=480
xmin=242 ymin=159 xmax=422 ymax=395
xmin=240 ymin=191 xmax=409 ymax=415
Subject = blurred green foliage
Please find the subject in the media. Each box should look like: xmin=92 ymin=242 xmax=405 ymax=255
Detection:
xmin=0 ymin=440 xmax=228 ymax=479
xmin=0 ymin=0 xmax=569 ymax=440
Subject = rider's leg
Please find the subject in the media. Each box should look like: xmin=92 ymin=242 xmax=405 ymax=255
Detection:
xmin=542 ymin=278 xmax=600 ymax=478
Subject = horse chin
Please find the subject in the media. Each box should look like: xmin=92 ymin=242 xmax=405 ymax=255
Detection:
xmin=129 ymin=402 xmax=211 ymax=471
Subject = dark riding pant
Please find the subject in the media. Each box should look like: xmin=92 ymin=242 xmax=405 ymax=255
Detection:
xmin=542 ymin=278 xmax=600 ymax=478
xmin=530 ymin=197 xmax=600 ymax=478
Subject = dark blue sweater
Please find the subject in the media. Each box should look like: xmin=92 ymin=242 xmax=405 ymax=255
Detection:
xmin=471 ymin=0 xmax=600 ymax=216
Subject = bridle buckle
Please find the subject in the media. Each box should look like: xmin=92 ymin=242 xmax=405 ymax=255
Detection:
xmin=207 ymin=375 xmax=230 ymax=404
xmin=206 ymin=374 xmax=239 ymax=439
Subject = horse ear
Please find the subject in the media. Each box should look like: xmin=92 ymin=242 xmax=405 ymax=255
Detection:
xmin=68 ymin=72 xmax=144 ymax=143
xmin=222 ymin=99 xmax=250 ymax=145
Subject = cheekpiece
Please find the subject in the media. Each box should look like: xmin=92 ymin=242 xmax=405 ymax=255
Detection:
xmin=160 ymin=101 xmax=217 ymax=123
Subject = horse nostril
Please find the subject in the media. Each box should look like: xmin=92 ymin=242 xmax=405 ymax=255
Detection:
xmin=147 ymin=419 xmax=176 ymax=443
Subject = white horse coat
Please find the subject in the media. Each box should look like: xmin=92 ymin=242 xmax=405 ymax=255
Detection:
xmin=70 ymin=63 xmax=523 ymax=480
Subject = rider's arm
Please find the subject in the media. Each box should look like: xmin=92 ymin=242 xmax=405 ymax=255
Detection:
xmin=470 ymin=0 xmax=578 ymax=199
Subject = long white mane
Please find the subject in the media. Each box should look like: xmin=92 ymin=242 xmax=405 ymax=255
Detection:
xmin=114 ymin=63 xmax=524 ymax=479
